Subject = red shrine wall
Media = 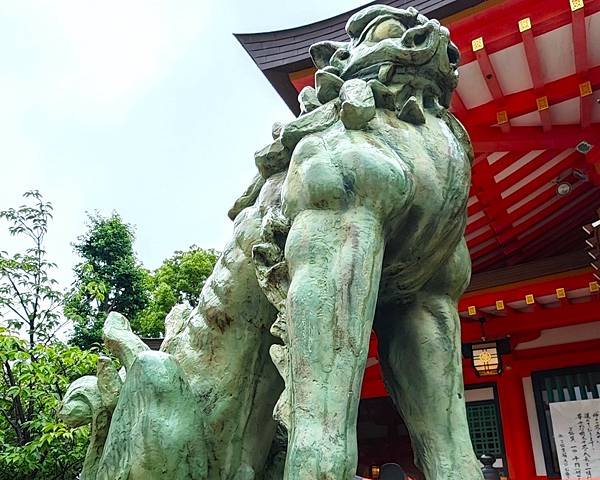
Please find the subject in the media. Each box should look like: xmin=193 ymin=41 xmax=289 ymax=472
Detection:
xmin=360 ymin=329 xmax=600 ymax=479
xmin=464 ymin=335 xmax=600 ymax=479
xmin=360 ymin=267 xmax=600 ymax=479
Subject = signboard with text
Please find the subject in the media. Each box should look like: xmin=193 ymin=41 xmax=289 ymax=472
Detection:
xmin=550 ymin=399 xmax=600 ymax=479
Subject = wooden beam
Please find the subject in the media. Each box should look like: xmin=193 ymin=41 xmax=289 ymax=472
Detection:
xmin=472 ymin=36 xmax=510 ymax=132
xmin=503 ymin=181 xmax=594 ymax=241
xmin=471 ymin=125 xmax=600 ymax=152
xmin=519 ymin=16 xmax=553 ymax=131
xmin=462 ymin=295 xmax=600 ymax=339
xmin=451 ymin=91 xmax=468 ymax=117
xmin=533 ymin=228 xmax=588 ymax=259
xmin=463 ymin=65 xmax=600 ymax=131
xmin=470 ymin=237 xmax=502 ymax=260
xmin=512 ymin=200 xmax=600 ymax=262
xmin=495 ymin=150 xmax=558 ymax=194
xmin=505 ymin=191 xmax=598 ymax=255
xmin=466 ymin=214 xmax=489 ymax=235
xmin=470 ymin=152 xmax=518 ymax=258
xmin=459 ymin=269 xmax=594 ymax=310
xmin=585 ymin=147 xmax=600 ymax=186
xmin=488 ymin=151 xmax=533 ymax=177
xmin=472 ymin=250 xmax=506 ymax=272
xmin=570 ymin=0 xmax=592 ymax=128
xmin=506 ymin=173 xmax=580 ymax=221
xmin=467 ymin=198 xmax=483 ymax=217
xmin=450 ymin=0 xmax=600 ymax=63
xmin=501 ymin=150 xmax=585 ymax=211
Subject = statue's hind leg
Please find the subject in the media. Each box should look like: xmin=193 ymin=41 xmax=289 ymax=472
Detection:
xmin=160 ymin=200 xmax=283 ymax=479
xmin=375 ymin=241 xmax=483 ymax=480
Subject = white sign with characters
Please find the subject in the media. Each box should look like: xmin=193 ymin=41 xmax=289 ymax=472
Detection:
xmin=550 ymin=399 xmax=600 ymax=480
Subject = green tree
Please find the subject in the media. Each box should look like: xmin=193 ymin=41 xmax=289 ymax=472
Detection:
xmin=65 ymin=213 xmax=149 ymax=349
xmin=0 ymin=191 xmax=61 ymax=346
xmin=0 ymin=332 xmax=97 ymax=479
xmin=137 ymin=246 xmax=218 ymax=337
xmin=0 ymin=191 xmax=98 ymax=479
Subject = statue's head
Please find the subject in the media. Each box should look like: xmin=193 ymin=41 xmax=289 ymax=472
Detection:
xmin=309 ymin=5 xmax=460 ymax=108
xmin=230 ymin=6 xmax=470 ymax=220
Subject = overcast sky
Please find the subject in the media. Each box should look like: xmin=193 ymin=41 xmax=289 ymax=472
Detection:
xmin=0 ymin=0 xmax=367 ymax=288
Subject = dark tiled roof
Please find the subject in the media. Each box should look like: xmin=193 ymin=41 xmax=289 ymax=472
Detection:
xmin=235 ymin=0 xmax=483 ymax=113
xmin=141 ymin=338 xmax=163 ymax=351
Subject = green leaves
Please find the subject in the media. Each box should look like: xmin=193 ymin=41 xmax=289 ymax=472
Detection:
xmin=63 ymin=211 xmax=219 ymax=342
xmin=0 ymin=191 xmax=98 ymax=479
xmin=136 ymin=246 xmax=217 ymax=337
xmin=0 ymin=330 xmax=98 ymax=479
xmin=0 ymin=191 xmax=62 ymax=346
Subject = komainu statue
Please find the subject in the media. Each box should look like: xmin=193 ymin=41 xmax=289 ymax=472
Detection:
xmin=61 ymin=5 xmax=483 ymax=479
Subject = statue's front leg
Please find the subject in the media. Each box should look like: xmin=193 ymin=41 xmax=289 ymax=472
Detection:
xmin=375 ymin=241 xmax=483 ymax=480
xmin=281 ymin=207 xmax=385 ymax=480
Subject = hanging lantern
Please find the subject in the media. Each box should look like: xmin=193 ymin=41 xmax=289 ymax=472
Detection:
xmin=471 ymin=341 xmax=502 ymax=376
xmin=462 ymin=318 xmax=510 ymax=377
xmin=369 ymin=465 xmax=380 ymax=478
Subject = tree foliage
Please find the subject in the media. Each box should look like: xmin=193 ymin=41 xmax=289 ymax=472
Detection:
xmin=0 ymin=331 xmax=97 ymax=479
xmin=137 ymin=246 xmax=218 ymax=337
xmin=0 ymin=194 xmax=218 ymax=478
xmin=0 ymin=191 xmax=98 ymax=479
xmin=65 ymin=213 xmax=149 ymax=349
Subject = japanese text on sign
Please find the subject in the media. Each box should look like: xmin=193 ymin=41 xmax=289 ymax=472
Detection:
xmin=550 ymin=399 xmax=600 ymax=479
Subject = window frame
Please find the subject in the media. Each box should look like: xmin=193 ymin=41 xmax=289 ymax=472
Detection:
xmin=464 ymin=383 xmax=507 ymax=474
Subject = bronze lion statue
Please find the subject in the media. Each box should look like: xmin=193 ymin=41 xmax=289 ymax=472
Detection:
xmin=62 ymin=5 xmax=481 ymax=479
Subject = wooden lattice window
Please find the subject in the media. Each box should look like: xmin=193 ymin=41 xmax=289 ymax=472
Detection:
xmin=532 ymin=364 xmax=600 ymax=478
xmin=466 ymin=400 xmax=504 ymax=459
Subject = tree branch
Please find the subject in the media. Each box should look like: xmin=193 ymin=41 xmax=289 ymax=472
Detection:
xmin=42 ymin=318 xmax=70 ymax=346
xmin=30 ymin=231 xmax=44 ymax=349
xmin=3 ymin=361 xmax=29 ymax=444
xmin=4 ymin=274 xmax=31 ymax=321
xmin=0 ymin=406 xmax=22 ymax=441
xmin=2 ymin=302 xmax=29 ymax=324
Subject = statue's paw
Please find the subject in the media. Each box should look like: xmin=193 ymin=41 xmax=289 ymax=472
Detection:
xmin=59 ymin=376 xmax=102 ymax=428
xmin=96 ymin=355 xmax=122 ymax=410
xmin=163 ymin=303 xmax=192 ymax=346
xmin=59 ymin=364 xmax=122 ymax=479
xmin=96 ymin=351 xmax=208 ymax=479
xmin=233 ymin=464 xmax=256 ymax=480
xmin=102 ymin=311 xmax=149 ymax=370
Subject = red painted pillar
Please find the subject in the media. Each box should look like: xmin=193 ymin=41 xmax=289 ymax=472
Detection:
xmin=495 ymin=356 xmax=538 ymax=479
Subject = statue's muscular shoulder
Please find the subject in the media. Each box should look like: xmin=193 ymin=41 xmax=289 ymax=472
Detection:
xmin=282 ymin=122 xmax=415 ymax=225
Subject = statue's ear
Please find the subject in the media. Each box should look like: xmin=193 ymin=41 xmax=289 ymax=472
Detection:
xmin=309 ymin=41 xmax=346 ymax=69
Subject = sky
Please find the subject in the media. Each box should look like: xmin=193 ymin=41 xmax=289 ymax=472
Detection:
xmin=0 ymin=0 xmax=367 ymax=289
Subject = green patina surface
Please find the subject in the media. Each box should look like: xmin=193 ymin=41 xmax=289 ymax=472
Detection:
xmin=61 ymin=5 xmax=483 ymax=479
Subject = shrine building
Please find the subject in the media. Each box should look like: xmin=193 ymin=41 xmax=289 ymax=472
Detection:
xmin=236 ymin=0 xmax=600 ymax=478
